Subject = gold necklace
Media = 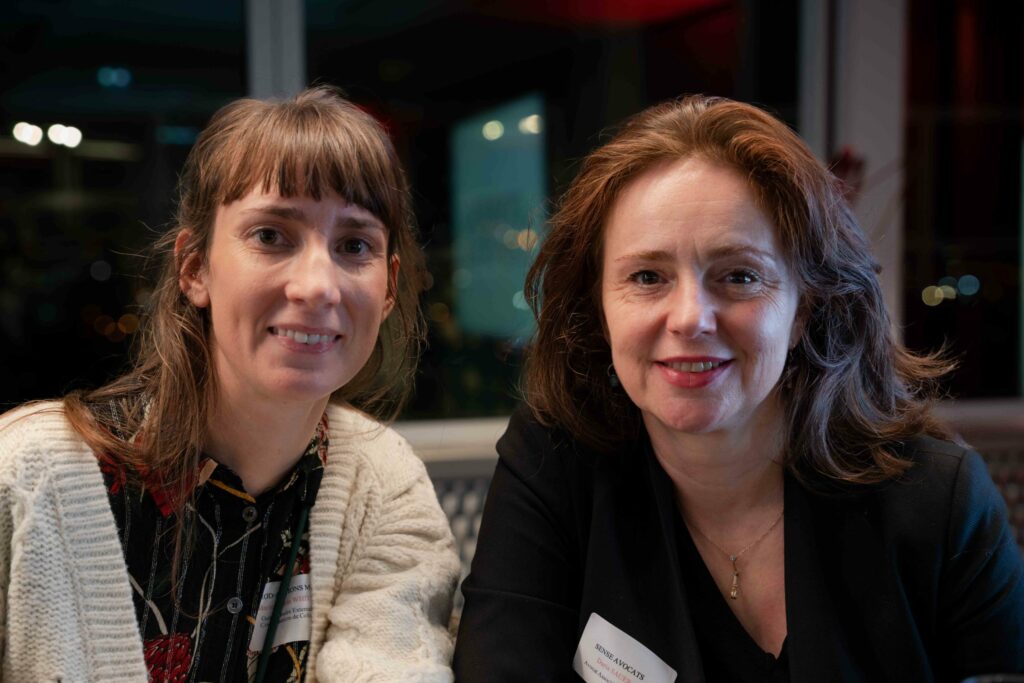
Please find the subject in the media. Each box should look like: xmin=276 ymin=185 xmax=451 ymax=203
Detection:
xmin=687 ymin=507 xmax=784 ymax=600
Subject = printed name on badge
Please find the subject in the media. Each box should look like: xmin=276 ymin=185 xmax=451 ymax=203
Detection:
xmin=248 ymin=573 xmax=313 ymax=652
xmin=572 ymin=612 xmax=677 ymax=683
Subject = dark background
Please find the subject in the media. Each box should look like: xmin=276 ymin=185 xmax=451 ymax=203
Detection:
xmin=1 ymin=0 xmax=1020 ymax=417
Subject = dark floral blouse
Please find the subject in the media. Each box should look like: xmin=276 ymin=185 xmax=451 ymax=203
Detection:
xmin=100 ymin=414 xmax=329 ymax=683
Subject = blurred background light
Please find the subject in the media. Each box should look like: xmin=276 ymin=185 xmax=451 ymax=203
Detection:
xmin=958 ymin=274 xmax=981 ymax=296
xmin=44 ymin=124 xmax=83 ymax=147
xmin=90 ymin=260 xmax=112 ymax=282
xmin=481 ymin=120 xmax=504 ymax=140
xmin=13 ymin=122 xmax=43 ymax=146
xmin=46 ymin=124 xmax=66 ymax=144
xmin=517 ymin=114 xmax=542 ymax=135
xmin=156 ymin=125 xmax=199 ymax=146
xmin=63 ymin=126 xmax=82 ymax=148
xmin=97 ymin=66 xmax=133 ymax=88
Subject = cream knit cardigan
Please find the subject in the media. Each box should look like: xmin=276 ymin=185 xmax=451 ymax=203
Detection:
xmin=0 ymin=401 xmax=460 ymax=682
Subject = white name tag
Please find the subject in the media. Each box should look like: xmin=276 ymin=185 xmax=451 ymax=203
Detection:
xmin=248 ymin=573 xmax=312 ymax=652
xmin=573 ymin=612 xmax=677 ymax=683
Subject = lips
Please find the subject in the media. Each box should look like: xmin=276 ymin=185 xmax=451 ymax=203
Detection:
xmin=655 ymin=358 xmax=731 ymax=388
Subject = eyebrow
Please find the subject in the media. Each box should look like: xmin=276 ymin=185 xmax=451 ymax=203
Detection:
xmin=613 ymin=244 xmax=779 ymax=264
xmin=241 ymin=204 xmax=386 ymax=232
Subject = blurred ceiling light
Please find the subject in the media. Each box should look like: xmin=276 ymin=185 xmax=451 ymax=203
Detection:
xmin=47 ymin=124 xmax=67 ymax=144
xmin=518 ymin=114 xmax=542 ymax=134
xmin=13 ymin=122 xmax=43 ymax=146
xmin=482 ymin=120 xmax=504 ymax=141
xmin=63 ymin=126 xmax=82 ymax=148
xmin=45 ymin=123 xmax=84 ymax=148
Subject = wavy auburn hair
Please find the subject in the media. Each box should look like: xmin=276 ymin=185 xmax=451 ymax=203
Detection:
xmin=63 ymin=86 xmax=426 ymax=504
xmin=524 ymin=95 xmax=951 ymax=485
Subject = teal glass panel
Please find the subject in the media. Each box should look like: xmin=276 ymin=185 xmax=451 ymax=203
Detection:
xmin=451 ymin=93 xmax=545 ymax=343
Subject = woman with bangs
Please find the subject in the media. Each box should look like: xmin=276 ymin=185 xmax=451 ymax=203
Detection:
xmin=0 ymin=87 xmax=459 ymax=682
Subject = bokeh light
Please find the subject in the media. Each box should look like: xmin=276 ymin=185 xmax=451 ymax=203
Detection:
xmin=481 ymin=120 xmax=504 ymax=141
xmin=957 ymin=274 xmax=980 ymax=296
xmin=13 ymin=121 xmax=43 ymax=146
xmin=90 ymin=260 xmax=112 ymax=281
xmin=517 ymin=114 xmax=542 ymax=134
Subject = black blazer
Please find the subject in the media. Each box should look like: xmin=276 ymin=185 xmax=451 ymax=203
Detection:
xmin=453 ymin=405 xmax=1024 ymax=682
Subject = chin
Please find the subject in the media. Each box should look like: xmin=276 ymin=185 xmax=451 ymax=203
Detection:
xmin=265 ymin=374 xmax=346 ymax=404
xmin=645 ymin=406 xmax=728 ymax=436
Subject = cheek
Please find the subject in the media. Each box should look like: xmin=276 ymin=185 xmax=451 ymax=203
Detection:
xmin=602 ymin=305 xmax=634 ymax=356
xmin=350 ymin=273 xmax=392 ymax=323
xmin=743 ymin=312 xmax=796 ymax=375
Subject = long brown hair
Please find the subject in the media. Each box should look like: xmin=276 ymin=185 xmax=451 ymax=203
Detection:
xmin=524 ymin=95 xmax=952 ymax=485
xmin=63 ymin=85 xmax=426 ymax=504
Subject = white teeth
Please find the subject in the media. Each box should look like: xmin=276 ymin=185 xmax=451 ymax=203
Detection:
xmin=273 ymin=328 xmax=333 ymax=345
xmin=666 ymin=360 xmax=723 ymax=372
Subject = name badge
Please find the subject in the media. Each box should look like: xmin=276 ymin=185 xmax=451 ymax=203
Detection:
xmin=248 ymin=573 xmax=312 ymax=652
xmin=573 ymin=612 xmax=677 ymax=683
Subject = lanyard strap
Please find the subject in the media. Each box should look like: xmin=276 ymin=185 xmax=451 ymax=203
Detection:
xmin=253 ymin=502 xmax=312 ymax=683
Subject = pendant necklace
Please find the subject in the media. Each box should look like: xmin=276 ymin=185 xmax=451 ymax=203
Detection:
xmin=688 ymin=506 xmax=784 ymax=600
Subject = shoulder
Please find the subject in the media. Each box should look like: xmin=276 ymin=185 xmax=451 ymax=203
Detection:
xmin=323 ymin=402 xmax=428 ymax=496
xmin=867 ymin=435 xmax=1009 ymax=554
xmin=880 ymin=435 xmax=990 ymax=508
xmin=491 ymin=403 xmax=612 ymax=523
xmin=0 ymin=401 xmax=96 ymax=481
xmin=497 ymin=403 xmax=601 ymax=478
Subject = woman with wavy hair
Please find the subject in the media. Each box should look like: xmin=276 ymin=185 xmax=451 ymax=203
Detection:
xmin=454 ymin=95 xmax=1024 ymax=680
xmin=0 ymin=87 xmax=459 ymax=682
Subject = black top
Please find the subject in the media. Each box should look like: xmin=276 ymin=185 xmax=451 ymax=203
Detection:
xmin=453 ymin=404 xmax=1024 ymax=682
xmin=101 ymin=414 xmax=328 ymax=683
xmin=674 ymin=508 xmax=790 ymax=682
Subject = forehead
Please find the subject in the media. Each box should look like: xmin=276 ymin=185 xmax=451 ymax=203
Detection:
xmin=603 ymin=156 xmax=783 ymax=258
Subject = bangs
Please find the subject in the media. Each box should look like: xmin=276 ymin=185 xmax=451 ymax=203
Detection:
xmin=208 ymin=99 xmax=399 ymax=225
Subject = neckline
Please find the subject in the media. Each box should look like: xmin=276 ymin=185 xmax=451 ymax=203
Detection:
xmin=674 ymin=500 xmax=789 ymax=669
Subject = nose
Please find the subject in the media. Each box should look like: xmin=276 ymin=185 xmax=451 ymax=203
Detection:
xmin=665 ymin=280 xmax=717 ymax=338
xmin=284 ymin=242 xmax=342 ymax=307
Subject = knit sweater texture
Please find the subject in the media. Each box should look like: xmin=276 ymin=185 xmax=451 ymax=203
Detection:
xmin=0 ymin=401 xmax=460 ymax=682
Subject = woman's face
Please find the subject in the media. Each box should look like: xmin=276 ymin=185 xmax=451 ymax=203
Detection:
xmin=182 ymin=187 xmax=396 ymax=407
xmin=600 ymin=156 xmax=801 ymax=444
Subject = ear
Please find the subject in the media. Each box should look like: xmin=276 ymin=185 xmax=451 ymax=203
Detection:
xmin=175 ymin=229 xmax=210 ymax=308
xmin=382 ymin=253 xmax=400 ymax=319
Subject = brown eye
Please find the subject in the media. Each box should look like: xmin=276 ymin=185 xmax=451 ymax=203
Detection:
xmin=341 ymin=238 xmax=370 ymax=255
xmin=630 ymin=270 xmax=661 ymax=286
xmin=255 ymin=228 xmax=280 ymax=245
xmin=726 ymin=270 xmax=759 ymax=285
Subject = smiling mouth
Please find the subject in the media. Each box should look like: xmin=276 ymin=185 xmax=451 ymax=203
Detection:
xmin=660 ymin=360 xmax=729 ymax=372
xmin=270 ymin=327 xmax=341 ymax=345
